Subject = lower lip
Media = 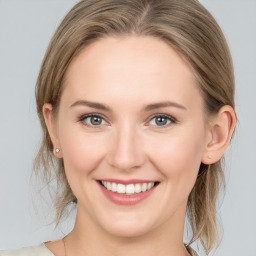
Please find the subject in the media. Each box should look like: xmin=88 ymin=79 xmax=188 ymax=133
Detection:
xmin=98 ymin=183 xmax=157 ymax=206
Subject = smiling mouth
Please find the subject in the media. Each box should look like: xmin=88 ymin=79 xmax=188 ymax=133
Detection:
xmin=99 ymin=181 xmax=159 ymax=195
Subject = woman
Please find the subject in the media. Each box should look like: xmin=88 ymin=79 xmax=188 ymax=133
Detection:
xmin=0 ymin=0 xmax=236 ymax=255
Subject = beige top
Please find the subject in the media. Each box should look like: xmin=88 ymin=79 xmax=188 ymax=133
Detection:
xmin=0 ymin=244 xmax=54 ymax=256
xmin=0 ymin=243 xmax=198 ymax=256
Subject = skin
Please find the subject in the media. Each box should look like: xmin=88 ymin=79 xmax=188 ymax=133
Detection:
xmin=43 ymin=36 xmax=236 ymax=256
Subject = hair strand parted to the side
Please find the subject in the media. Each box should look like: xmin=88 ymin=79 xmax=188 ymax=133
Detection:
xmin=34 ymin=0 xmax=235 ymax=254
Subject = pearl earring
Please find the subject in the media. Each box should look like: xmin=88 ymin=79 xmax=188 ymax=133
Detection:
xmin=55 ymin=148 xmax=60 ymax=153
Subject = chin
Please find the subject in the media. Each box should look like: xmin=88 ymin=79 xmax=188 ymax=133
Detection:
xmin=96 ymin=212 xmax=158 ymax=238
xmin=104 ymin=223 xmax=152 ymax=238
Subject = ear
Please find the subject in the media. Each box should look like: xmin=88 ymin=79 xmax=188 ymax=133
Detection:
xmin=42 ymin=103 xmax=63 ymax=159
xmin=202 ymin=105 xmax=236 ymax=165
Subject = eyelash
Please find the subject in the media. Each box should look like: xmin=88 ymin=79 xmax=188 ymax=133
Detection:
xmin=78 ymin=113 xmax=177 ymax=129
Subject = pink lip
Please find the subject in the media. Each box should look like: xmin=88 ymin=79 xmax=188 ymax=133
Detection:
xmin=98 ymin=181 xmax=158 ymax=206
xmin=100 ymin=179 xmax=155 ymax=185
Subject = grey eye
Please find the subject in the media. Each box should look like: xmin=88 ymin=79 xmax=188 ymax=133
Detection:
xmin=149 ymin=116 xmax=171 ymax=126
xmin=84 ymin=115 xmax=106 ymax=126
xmin=91 ymin=116 xmax=102 ymax=125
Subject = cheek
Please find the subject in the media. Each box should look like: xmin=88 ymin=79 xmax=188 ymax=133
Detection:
xmin=58 ymin=124 xmax=107 ymax=176
xmin=148 ymin=126 xmax=206 ymax=187
xmin=58 ymin=125 xmax=110 ymax=202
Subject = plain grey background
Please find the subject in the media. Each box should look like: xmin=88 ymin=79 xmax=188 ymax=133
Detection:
xmin=0 ymin=1 xmax=255 ymax=255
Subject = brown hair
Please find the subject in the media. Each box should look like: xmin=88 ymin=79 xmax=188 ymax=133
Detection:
xmin=34 ymin=0 xmax=235 ymax=254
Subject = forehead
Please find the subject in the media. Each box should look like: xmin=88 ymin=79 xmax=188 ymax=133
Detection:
xmin=62 ymin=36 xmax=202 ymax=110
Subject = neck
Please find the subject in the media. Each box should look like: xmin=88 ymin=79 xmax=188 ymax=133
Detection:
xmin=65 ymin=203 xmax=190 ymax=256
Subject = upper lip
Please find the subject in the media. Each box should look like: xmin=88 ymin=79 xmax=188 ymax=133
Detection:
xmin=98 ymin=179 xmax=158 ymax=185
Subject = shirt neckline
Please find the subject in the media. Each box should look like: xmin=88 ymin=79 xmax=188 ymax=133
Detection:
xmin=42 ymin=241 xmax=198 ymax=256
xmin=41 ymin=242 xmax=56 ymax=256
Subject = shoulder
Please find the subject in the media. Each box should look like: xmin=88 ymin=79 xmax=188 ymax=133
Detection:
xmin=0 ymin=243 xmax=55 ymax=256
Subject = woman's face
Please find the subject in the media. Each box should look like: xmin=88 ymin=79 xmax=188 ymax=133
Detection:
xmin=46 ymin=36 xmax=212 ymax=237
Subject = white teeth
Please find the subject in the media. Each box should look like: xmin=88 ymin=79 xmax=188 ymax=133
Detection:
xmin=141 ymin=183 xmax=147 ymax=192
xmin=148 ymin=183 xmax=154 ymax=189
xmin=101 ymin=181 xmax=155 ymax=195
xmin=135 ymin=183 xmax=142 ymax=193
xmin=126 ymin=184 xmax=135 ymax=194
xmin=107 ymin=182 xmax=111 ymax=190
xmin=117 ymin=184 xmax=126 ymax=194
xmin=111 ymin=182 xmax=117 ymax=192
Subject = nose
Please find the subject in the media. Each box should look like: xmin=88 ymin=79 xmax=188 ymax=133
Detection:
xmin=106 ymin=123 xmax=146 ymax=172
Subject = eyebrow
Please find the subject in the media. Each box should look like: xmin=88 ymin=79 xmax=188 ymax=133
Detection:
xmin=144 ymin=101 xmax=187 ymax=111
xmin=70 ymin=100 xmax=187 ymax=111
xmin=70 ymin=100 xmax=111 ymax=111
